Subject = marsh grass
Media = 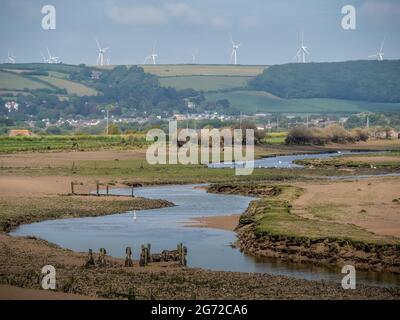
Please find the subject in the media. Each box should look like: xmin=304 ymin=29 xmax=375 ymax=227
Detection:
xmin=221 ymin=183 xmax=400 ymax=245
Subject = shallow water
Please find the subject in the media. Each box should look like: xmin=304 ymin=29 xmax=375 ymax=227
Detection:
xmin=208 ymin=150 xmax=379 ymax=169
xmin=11 ymin=184 xmax=399 ymax=288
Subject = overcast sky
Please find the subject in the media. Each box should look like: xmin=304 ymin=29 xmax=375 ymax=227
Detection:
xmin=1 ymin=0 xmax=399 ymax=65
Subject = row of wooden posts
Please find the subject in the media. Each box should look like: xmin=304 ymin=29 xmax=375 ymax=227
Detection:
xmin=85 ymin=243 xmax=187 ymax=268
xmin=70 ymin=181 xmax=135 ymax=197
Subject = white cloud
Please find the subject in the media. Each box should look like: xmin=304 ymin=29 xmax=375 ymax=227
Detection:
xmin=107 ymin=5 xmax=167 ymax=26
xmin=359 ymin=0 xmax=400 ymax=20
xmin=165 ymin=3 xmax=203 ymax=25
xmin=240 ymin=16 xmax=259 ymax=29
xmin=210 ymin=15 xmax=229 ymax=29
xmin=107 ymin=2 xmax=228 ymax=28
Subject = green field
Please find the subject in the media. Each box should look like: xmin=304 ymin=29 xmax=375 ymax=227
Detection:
xmin=160 ymin=75 xmax=251 ymax=91
xmin=0 ymin=135 xmax=147 ymax=153
xmin=0 ymin=70 xmax=52 ymax=91
xmin=141 ymin=64 xmax=267 ymax=77
xmin=206 ymin=90 xmax=400 ymax=114
xmin=0 ymin=65 xmax=99 ymax=96
xmin=1 ymin=63 xmax=84 ymax=74
xmin=35 ymin=75 xmax=98 ymax=96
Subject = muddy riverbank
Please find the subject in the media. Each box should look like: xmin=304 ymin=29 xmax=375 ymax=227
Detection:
xmin=1 ymin=234 xmax=398 ymax=299
xmin=208 ymin=182 xmax=400 ymax=274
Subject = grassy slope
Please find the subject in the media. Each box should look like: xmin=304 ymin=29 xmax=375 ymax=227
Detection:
xmin=141 ymin=64 xmax=267 ymax=77
xmin=35 ymin=75 xmax=98 ymax=96
xmin=206 ymin=90 xmax=400 ymax=113
xmin=0 ymin=70 xmax=52 ymax=90
xmin=160 ymin=76 xmax=251 ymax=91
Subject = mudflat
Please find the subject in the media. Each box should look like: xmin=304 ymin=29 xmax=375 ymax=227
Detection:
xmin=293 ymin=177 xmax=400 ymax=238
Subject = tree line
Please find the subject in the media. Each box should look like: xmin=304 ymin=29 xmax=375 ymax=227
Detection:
xmin=248 ymin=60 xmax=400 ymax=103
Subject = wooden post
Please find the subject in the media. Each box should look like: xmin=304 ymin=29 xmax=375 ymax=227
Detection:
xmin=178 ymin=243 xmax=187 ymax=266
xmin=106 ymin=184 xmax=109 ymax=196
xmin=147 ymin=243 xmax=152 ymax=263
xmin=125 ymin=247 xmax=133 ymax=267
xmin=97 ymin=248 xmax=107 ymax=266
xmin=96 ymin=182 xmax=100 ymax=196
xmin=139 ymin=245 xmax=146 ymax=267
xmin=131 ymin=185 xmax=134 ymax=197
xmin=182 ymin=245 xmax=187 ymax=267
xmin=84 ymin=249 xmax=95 ymax=267
xmin=71 ymin=181 xmax=75 ymax=195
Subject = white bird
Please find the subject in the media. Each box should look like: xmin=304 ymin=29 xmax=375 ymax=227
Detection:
xmin=369 ymin=37 xmax=385 ymax=61
xmin=96 ymin=39 xmax=110 ymax=66
xmin=294 ymin=31 xmax=310 ymax=63
xmin=133 ymin=210 xmax=137 ymax=221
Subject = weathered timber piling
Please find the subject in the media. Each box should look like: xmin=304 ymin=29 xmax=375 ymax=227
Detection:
xmin=178 ymin=243 xmax=187 ymax=266
xmin=71 ymin=181 xmax=75 ymax=195
xmin=133 ymin=243 xmax=188 ymax=267
xmin=97 ymin=248 xmax=107 ymax=266
xmin=139 ymin=244 xmax=152 ymax=266
xmin=96 ymin=182 xmax=100 ymax=196
xmin=147 ymin=244 xmax=152 ymax=263
xmin=84 ymin=249 xmax=95 ymax=267
xmin=139 ymin=245 xmax=147 ymax=267
xmin=125 ymin=247 xmax=133 ymax=267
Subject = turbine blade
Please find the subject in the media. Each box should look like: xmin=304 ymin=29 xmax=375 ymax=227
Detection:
xmin=96 ymin=39 xmax=101 ymax=50
xmin=152 ymin=41 xmax=157 ymax=54
xmin=380 ymin=36 xmax=385 ymax=52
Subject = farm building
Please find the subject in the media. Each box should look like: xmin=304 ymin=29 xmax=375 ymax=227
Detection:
xmin=8 ymin=129 xmax=33 ymax=137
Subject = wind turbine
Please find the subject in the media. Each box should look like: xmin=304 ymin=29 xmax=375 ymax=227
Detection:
xmin=191 ymin=49 xmax=198 ymax=64
xmin=144 ymin=42 xmax=158 ymax=65
xmin=230 ymin=37 xmax=241 ymax=65
xmin=369 ymin=37 xmax=385 ymax=61
xmin=41 ymin=52 xmax=49 ymax=63
xmin=96 ymin=39 xmax=109 ymax=66
xmin=41 ymin=52 xmax=48 ymax=63
xmin=46 ymin=47 xmax=60 ymax=64
xmin=294 ymin=31 xmax=310 ymax=63
xmin=5 ymin=52 xmax=16 ymax=64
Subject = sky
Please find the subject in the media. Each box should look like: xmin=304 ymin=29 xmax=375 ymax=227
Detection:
xmin=0 ymin=0 xmax=399 ymax=65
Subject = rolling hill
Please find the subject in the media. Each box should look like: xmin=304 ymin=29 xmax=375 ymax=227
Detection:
xmin=249 ymin=60 xmax=400 ymax=103
xmin=1 ymin=62 xmax=399 ymax=116
xmin=205 ymin=90 xmax=400 ymax=114
xmin=0 ymin=64 xmax=98 ymax=97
